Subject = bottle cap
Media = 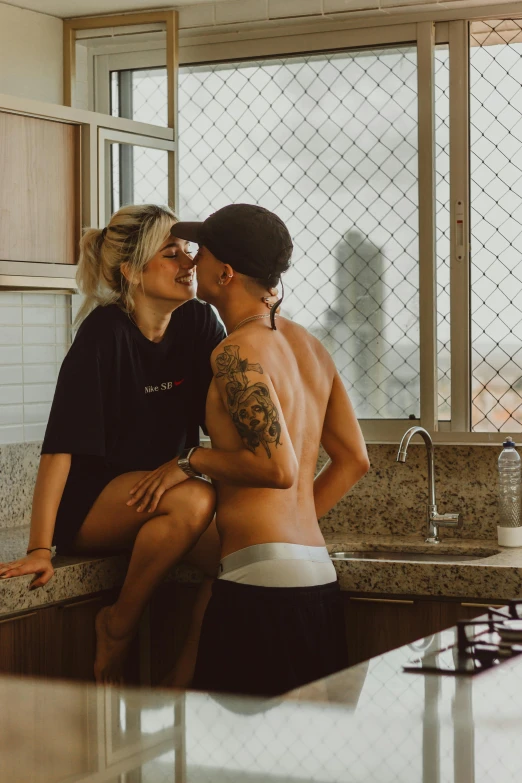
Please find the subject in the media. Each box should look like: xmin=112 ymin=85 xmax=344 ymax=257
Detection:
xmin=503 ymin=437 xmax=516 ymax=448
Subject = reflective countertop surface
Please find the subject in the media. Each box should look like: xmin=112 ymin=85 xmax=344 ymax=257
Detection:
xmin=2 ymin=619 xmax=522 ymax=782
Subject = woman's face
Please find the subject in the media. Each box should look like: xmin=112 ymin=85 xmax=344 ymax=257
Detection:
xmin=140 ymin=231 xmax=196 ymax=304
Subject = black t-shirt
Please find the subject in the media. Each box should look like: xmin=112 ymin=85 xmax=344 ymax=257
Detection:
xmin=43 ymin=301 xmax=225 ymax=551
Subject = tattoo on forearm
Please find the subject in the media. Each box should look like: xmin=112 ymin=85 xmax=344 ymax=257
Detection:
xmin=215 ymin=345 xmax=282 ymax=457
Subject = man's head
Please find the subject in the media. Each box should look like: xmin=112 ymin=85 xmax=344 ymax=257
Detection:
xmin=172 ymin=204 xmax=293 ymax=307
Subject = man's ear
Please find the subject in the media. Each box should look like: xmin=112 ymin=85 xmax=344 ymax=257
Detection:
xmin=220 ymin=263 xmax=234 ymax=286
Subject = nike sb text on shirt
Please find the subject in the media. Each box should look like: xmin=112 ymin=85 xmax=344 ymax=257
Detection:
xmin=145 ymin=380 xmax=184 ymax=393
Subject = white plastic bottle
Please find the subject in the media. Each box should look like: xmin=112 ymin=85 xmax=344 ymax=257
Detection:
xmin=497 ymin=437 xmax=522 ymax=547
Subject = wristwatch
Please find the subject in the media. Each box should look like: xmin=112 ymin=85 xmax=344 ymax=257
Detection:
xmin=177 ymin=446 xmax=202 ymax=478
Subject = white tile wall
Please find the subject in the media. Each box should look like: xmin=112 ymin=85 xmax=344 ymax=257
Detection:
xmin=0 ymin=292 xmax=71 ymax=445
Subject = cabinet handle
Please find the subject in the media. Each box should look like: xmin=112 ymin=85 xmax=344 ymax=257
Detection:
xmin=0 ymin=612 xmax=37 ymax=625
xmin=461 ymin=602 xmax=505 ymax=609
xmin=60 ymin=597 xmax=104 ymax=610
xmin=350 ymin=597 xmax=414 ymax=605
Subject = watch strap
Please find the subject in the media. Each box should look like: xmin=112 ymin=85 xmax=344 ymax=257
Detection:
xmin=177 ymin=446 xmax=201 ymax=478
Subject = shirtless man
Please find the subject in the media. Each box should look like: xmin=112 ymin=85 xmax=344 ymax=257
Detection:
xmin=129 ymin=204 xmax=370 ymax=696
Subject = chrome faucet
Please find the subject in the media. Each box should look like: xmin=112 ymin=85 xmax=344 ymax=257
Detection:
xmin=396 ymin=426 xmax=461 ymax=544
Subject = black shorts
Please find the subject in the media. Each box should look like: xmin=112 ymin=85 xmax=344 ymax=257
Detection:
xmin=52 ymin=457 xmax=115 ymax=554
xmin=192 ymin=578 xmax=348 ymax=698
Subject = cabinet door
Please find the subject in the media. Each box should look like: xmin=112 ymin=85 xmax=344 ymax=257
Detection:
xmin=343 ymin=596 xmax=441 ymax=666
xmin=58 ymin=595 xmax=112 ymax=682
xmin=57 ymin=591 xmax=142 ymax=685
xmin=344 ymin=595 xmax=508 ymax=666
xmin=0 ymin=111 xmax=79 ymax=264
xmin=438 ymin=599 xmax=506 ymax=629
xmin=0 ymin=606 xmax=59 ymax=677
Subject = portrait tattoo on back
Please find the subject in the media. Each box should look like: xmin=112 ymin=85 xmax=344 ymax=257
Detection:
xmin=215 ymin=345 xmax=282 ymax=458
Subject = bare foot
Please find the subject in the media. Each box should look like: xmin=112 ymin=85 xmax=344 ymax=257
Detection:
xmin=94 ymin=606 xmax=132 ymax=685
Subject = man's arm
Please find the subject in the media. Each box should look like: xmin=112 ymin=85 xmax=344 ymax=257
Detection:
xmin=314 ymin=372 xmax=370 ymax=518
xmin=191 ymin=340 xmax=298 ymax=489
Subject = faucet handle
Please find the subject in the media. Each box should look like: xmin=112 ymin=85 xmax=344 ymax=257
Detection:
xmin=431 ymin=511 xmax=462 ymax=529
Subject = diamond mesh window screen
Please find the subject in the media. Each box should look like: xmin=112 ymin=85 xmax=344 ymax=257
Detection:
xmin=470 ymin=21 xmax=522 ymax=432
xmin=110 ymin=69 xmax=169 ymax=211
xmin=111 ymin=67 xmax=168 ymax=126
xmin=130 ymin=68 xmax=168 ymax=127
xmin=435 ymin=46 xmax=451 ymax=422
xmin=178 ymin=49 xmax=420 ymax=420
xmin=110 ymin=143 xmax=169 ymax=212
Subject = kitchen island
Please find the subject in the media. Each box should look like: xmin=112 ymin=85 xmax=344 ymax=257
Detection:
xmin=2 ymin=612 xmax=521 ymax=782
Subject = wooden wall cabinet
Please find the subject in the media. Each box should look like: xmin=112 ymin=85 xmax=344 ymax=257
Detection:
xmin=0 ymin=584 xmax=195 ymax=685
xmin=0 ymin=111 xmax=79 ymax=266
xmin=343 ymin=593 xmax=499 ymax=666
xmin=0 ymin=588 xmax=506 ymax=684
xmin=0 ymin=607 xmax=58 ymax=678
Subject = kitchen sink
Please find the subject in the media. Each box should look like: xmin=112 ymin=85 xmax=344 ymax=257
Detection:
xmin=330 ymin=550 xmax=499 ymax=563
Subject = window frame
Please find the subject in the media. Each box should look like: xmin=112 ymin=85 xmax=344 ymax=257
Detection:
xmin=92 ymin=9 xmax=522 ymax=445
xmin=98 ymin=128 xmax=176 ymax=226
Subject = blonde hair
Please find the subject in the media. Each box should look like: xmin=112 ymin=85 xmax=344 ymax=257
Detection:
xmin=75 ymin=203 xmax=178 ymax=325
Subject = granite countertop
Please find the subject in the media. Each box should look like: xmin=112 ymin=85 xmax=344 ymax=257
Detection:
xmin=0 ymin=526 xmax=202 ymax=617
xmin=2 ymin=526 xmax=522 ymax=618
xmin=325 ymin=533 xmax=522 ymax=599
xmin=2 ymin=613 xmax=522 ymax=782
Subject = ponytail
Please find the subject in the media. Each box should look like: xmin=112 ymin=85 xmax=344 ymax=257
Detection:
xmin=75 ymin=227 xmax=119 ymax=324
xmin=75 ymin=204 xmax=177 ymax=326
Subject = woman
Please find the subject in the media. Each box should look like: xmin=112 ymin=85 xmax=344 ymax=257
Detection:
xmin=0 ymin=204 xmax=226 ymax=684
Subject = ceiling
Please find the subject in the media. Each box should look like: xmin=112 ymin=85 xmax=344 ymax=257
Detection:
xmin=2 ymin=0 xmax=217 ymax=19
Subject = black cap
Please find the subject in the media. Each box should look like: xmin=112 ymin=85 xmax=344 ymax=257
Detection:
xmin=172 ymin=204 xmax=293 ymax=280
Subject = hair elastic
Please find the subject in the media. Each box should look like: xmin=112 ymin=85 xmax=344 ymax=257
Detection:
xmin=26 ymin=547 xmax=52 ymax=555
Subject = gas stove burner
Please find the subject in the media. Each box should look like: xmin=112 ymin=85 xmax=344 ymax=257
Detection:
xmin=404 ymin=600 xmax=522 ymax=676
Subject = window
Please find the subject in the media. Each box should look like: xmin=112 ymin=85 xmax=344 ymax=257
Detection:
xmin=104 ymin=15 xmax=522 ymax=439
xmin=179 ymin=50 xmax=420 ymax=421
xmin=470 ymin=20 xmax=522 ymax=432
xmin=110 ymin=68 xmax=169 ymax=212
xmin=435 ymin=45 xmax=451 ymax=422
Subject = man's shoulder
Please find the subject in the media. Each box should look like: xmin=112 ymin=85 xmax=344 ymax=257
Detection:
xmin=210 ymin=326 xmax=267 ymax=356
xmin=210 ymin=329 xmax=272 ymax=379
xmin=210 ymin=317 xmax=332 ymax=370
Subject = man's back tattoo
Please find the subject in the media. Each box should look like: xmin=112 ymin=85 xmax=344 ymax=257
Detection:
xmin=215 ymin=344 xmax=282 ymax=458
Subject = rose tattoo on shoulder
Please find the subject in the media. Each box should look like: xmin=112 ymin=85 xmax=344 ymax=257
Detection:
xmin=215 ymin=345 xmax=282 ymax=458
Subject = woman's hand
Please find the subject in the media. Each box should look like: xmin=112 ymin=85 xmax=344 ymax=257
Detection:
xmin=0 ymin=551 xmax=54 ymax=589
xmin=127 ymin=459 xmax=189 ymax=514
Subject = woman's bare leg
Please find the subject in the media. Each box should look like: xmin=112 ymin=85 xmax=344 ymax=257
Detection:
xmin=162 ymin=520 xmax=221 ymax=688
xmin=73 ymin=473 xmax=216 ymax=683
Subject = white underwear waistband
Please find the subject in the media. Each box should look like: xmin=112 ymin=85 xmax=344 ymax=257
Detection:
xmin=218 ymin=543 xmax=336 ymax=588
